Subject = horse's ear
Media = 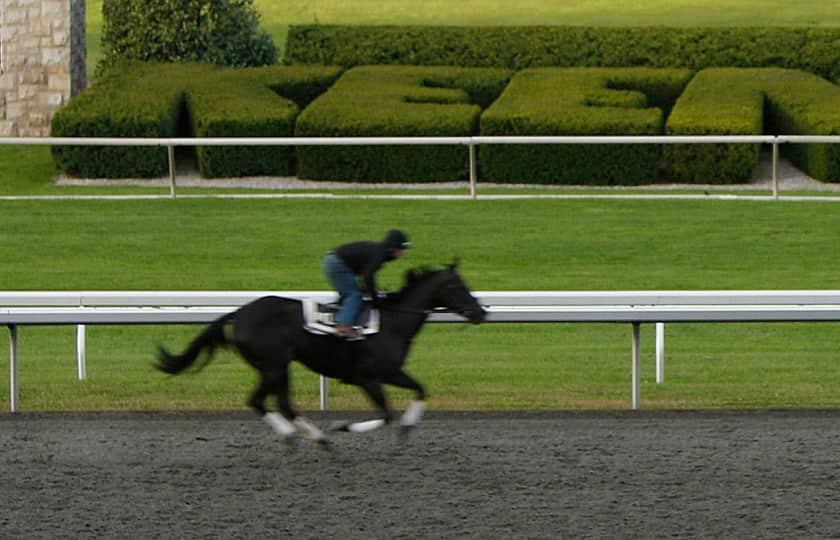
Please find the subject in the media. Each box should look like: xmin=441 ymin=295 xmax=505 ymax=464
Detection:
xmin=448 ymin=258 xmax=460 ymax=270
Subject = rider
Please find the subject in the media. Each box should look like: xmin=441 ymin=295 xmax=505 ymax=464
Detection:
xmin=323 ymin=229 xmax=411 ymax=338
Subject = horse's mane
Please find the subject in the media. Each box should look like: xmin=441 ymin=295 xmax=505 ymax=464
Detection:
xmin=383 ymin=266 xmax=446 ymax=303
xmin=403 ymin=266 xmax=442 ymax=289
xmin=378 ymin=260 xmax=464 ymax=305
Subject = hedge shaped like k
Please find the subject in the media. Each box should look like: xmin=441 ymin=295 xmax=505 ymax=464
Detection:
xmin=51 ymin=62 xmax=343 ymax=179
xmin=51 ymin=62 xmax=189 ymax=178
xmin=187 ymin=65 xmax=343 ymax=178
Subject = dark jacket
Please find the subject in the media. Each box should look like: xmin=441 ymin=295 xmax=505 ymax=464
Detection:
xmin=333 ymin=230 xmax=410 ymax=294
xmin=334 ymin=241 xmax=395 ymax=294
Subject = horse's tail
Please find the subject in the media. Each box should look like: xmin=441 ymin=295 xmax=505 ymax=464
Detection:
xmin=156 ymin=312 xmax=235 ymax=375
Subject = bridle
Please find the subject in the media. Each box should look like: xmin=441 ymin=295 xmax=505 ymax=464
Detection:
xmin=379 ymin=271 xmax=480 ymax=318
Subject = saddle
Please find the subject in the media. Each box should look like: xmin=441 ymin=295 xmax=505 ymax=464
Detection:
xmin=302 ymin=299 xmax=380 ymax=340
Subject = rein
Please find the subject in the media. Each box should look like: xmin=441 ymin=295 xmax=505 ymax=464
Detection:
xmin=378 ymin=267 xmax=477 ymax=319
xmin=377 ymin=305 xmax=449 ymax=316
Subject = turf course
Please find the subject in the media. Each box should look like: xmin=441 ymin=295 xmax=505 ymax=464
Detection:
xmin=2 ymin=198 xmax=840 ymax=411
xmin=5 ymin=2 xmax=840 ymax=411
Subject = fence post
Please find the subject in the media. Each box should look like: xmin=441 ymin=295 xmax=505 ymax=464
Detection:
xmin=656 ymin=322 xmax=665 ymax=383
xmin=167 ymin=144 xmax=177 ymax=198
xmin=468 ymin=143 xmax=477 ymax=200
xmin=631 ymin=322 xmax=641 ymax=410
xmin=76 ymin=324 xmax=86 ymax=380
xmin=772 ymin=139 xmax=779 ymax=200
xmin=9 ymin=324 xmax=19 ymax=413
xmin=320 ymin=375 xmax=329 ymax=411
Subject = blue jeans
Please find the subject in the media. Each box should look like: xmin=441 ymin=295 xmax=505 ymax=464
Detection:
xmin=323 ymin=253 xmax=363 ymax=327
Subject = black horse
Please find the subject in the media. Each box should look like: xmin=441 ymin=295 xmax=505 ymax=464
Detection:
xmin=156 ymin=264 xmax=486 ymax=443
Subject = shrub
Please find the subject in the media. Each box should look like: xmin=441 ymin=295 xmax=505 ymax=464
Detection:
xmin=295 ymin=66 xmax=512 ymax=181
xmin=98 ymin=0 xmax=277 ymax=76
xmin=666 ymin=68 xmax=840 ymax=182
xmin=51 ymin=62 xmax=190 ymax=178
xmin=285 ymin=26 xmax=840 ymax=81
xmin=188 ymin=65 xmax=343 ymax=177
xmin=52 ymin=62 xmax=343 ymax=178
xmin=480 ymin=68 xmax=693 ymax=184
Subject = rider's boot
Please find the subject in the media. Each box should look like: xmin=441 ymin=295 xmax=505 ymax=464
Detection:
xmin=336 ymin=324 xmax=360 ymax=339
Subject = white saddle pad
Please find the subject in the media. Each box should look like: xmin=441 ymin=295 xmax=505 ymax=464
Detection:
xmin=301 ymin=299 xmax=380 ymax=338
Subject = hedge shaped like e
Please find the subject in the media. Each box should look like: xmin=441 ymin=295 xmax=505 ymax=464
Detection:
xmin=479 ymin=68 xmax=693 ymax=184
xmin=294 ymin=65 xmax=512 ymax=182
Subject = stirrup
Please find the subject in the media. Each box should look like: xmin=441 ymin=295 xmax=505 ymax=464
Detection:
xmin=301 ymin=299 xmax=378 ymax=338
xmin=336 ymin=325 xmax=362 ymax=340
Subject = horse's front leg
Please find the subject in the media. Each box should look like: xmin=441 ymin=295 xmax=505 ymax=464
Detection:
xmin=385 ymin=370 xmax=427 ymax=431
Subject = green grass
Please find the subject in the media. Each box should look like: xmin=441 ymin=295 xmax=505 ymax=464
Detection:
xmin=3 ymin=198 xmax=840 ymax=411
xmin=83 ymin=0 xmax=840 ymax=77
xmin=0 ymin=146 xmax=58 ymax=194
xmin=255 ymin=0 xmax=840 ymax=26
xmin=4 ymin=198 xmax=840 ymax=290
xmin=10 ymin=2 xmax=840 ymax=412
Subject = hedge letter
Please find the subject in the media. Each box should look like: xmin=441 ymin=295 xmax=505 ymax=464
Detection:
xmin=480 ymin=68 xmax=692 ymax=184
xmin=295 ymin=65 xmax=511 ymax=182
xmin=666 ymin=68 xmax=840 ymax=182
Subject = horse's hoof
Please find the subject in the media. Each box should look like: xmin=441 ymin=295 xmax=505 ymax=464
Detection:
xmin=316 ymin=436 xmax=333 ymax=448
xmin=398 ymin=424 xmax=416 ymax=441
xmin=328 ymin=420 xmax=352 ymax=432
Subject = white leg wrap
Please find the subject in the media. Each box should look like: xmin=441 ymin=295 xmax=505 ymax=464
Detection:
xmin=263 ymin=412 xmax=297 ymax=437
xmin=293 ymin=417 xmax=326 ymax=441
xmin=400 ymin=400 xmax=426 ymax=427
xmin=347 ymin=419 xmax=386 ymax=433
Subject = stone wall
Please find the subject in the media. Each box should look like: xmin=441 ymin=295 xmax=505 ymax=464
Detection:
xmin=0 ymin=0 xmax=86 ymax=137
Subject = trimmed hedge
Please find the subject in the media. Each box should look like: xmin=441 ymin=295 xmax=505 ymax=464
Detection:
xmin=666 ymin=68 xmax=840 ymax=182
xmin=53 ymin=61 xmax=840 ymax=184
xmin=285 ymin=26 xmax=840 ymax=82
xmin=294 ymin=66 xmax=512 ymax=182
xmin=480 ymin=68 xmax=693 ymax=184
xmin=52 ymin=62 xmax=343 ymax=178
xmin=51 ymin=62 xmax=189 ymax=178
xmin=188 ymin=65 xmax=343 ymax=177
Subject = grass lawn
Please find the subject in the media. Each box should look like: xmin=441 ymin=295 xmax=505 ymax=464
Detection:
xmin=2 ymin=198 xmax=840 ymax=411
xmin=6 ymin=2 xmax=840 ymax=412
xmin=83 ymin=0 xmax=840 ymax=76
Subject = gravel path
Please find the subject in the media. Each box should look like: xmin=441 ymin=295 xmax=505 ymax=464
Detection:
xmin=3 ymin=410 xmax=840 ymax=539
xmin=56 ymin=150 xmax=840 ymax=193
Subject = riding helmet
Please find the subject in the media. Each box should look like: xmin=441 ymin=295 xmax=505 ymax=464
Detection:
xmin=384 ymin=229 xmax=411 ymax=250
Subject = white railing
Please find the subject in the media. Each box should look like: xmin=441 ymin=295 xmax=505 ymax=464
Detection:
xmin=2 ymin=135 xmax=839 ymax=199
xmin=5 ymin=290 xmax=840 ymax=413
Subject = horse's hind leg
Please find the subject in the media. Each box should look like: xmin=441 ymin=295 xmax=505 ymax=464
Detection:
xmin=249 ymin=368 xmax=298 ymax=441
xmin=271 ymin=368 xmax=329 ymax=445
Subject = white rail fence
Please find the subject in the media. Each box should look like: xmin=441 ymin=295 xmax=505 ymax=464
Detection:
xmin=2 ymin=135 xmax=840 ymax=199
xmin=5 ymin=290 xmax=840 ymax=413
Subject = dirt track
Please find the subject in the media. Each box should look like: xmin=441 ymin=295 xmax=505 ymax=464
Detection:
xmin=3 ymin=410 xmax=840 ymax=539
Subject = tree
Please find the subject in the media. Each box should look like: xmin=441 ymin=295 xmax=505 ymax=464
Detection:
xmin=98 ymin=0 xmax=277 ymax=75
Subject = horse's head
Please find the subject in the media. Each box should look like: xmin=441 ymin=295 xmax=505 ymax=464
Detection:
xmin=403 ymin=262 xmax=486 ymax=324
